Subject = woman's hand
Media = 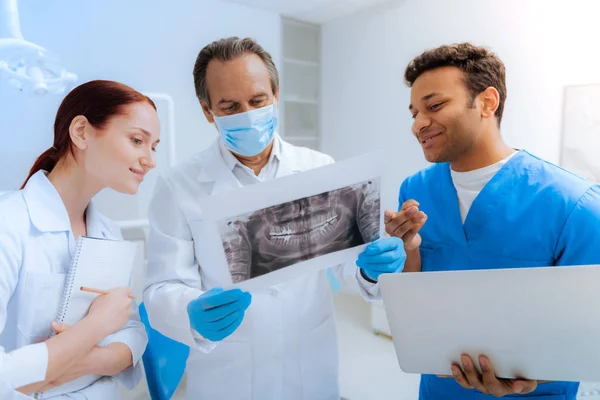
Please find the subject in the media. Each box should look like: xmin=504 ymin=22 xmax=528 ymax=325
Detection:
xmin=85 ymin=287 xmax=133 ymax=337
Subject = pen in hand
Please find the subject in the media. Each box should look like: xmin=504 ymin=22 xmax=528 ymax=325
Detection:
xmin=80 ymin=286 xmax=137 ymax=299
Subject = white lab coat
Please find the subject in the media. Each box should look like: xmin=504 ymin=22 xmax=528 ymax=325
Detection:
xmin=0 ymin=171 xmax=148 ymax=399
xmin=144 ymin=136 xmax=380 ymax=400
xmin=0 ymin=375 xmax=37 ymax=400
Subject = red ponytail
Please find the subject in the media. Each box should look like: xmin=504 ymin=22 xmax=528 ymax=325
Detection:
xmin=21 ymin=147 xmax=61 ymax=189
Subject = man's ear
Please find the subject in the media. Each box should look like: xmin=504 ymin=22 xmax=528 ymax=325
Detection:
xmin=69 ymin=115 xmax=90 ymax=150
xmin=201 ymin=101 xmax=214 ymax=124
xmin=479 ymin=86 xmax=500 ymax=120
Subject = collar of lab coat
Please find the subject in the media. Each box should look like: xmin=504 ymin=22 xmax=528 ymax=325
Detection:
xmin=197 ymin=134 xmax=300 ymax=196
xmin=22 ymin=170 xmax=112 ymax=238
xmin=219 ymin=133 xmax=283 ymax=172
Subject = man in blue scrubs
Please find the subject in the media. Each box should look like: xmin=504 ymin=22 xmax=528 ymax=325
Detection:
xmin=385 ymin=43 xmax=600 ymax=399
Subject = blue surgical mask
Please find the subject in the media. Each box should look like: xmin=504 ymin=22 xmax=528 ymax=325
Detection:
xmin=212 ymin=103 xmax=278 ymax=156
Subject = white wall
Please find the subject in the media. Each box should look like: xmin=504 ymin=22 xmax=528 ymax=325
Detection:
xmin=0 ymin=0 xmax=281 ymax=190
xmin=320 ymin=0 xmax=600 ymax=212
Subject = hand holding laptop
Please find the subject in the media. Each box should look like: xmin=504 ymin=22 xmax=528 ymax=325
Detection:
xmin=448 ymin=354 xmax=541 ymax=396
xmin=379 ymin=265 xmax=600 ymax=383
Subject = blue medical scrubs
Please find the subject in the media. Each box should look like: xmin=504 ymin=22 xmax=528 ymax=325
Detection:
xmin=399 ymin=150 xmax=600 ymax=400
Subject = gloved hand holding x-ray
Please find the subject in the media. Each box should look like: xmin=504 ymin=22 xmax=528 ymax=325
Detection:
xmin=187 ymin=288 xmax=252 ymax=342
xmin=219 ymin=177 xmax=403 ymax=285
xmin=356 ymin=236 xmax=406 ymax=281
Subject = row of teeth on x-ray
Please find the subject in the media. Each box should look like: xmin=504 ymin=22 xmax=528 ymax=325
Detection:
xmin=269 ymin=213 xmax=339 ymax=245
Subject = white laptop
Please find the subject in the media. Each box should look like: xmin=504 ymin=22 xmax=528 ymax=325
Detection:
xmin=379 ymin=265 xmax=600 ymax=382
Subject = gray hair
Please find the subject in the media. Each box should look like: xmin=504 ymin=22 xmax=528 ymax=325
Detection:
xmin=193 ymin=37 xmax=280 ymax=107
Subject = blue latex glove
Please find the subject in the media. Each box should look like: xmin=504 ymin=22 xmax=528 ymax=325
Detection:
xmin=187 ymin=287 xmax=252 ymax=342
xmin=356 ymin=237 xmax=406 ymax=282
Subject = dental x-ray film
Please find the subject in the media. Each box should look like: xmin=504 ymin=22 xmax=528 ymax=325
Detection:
xmin=220 ymin=178 xmax=381 ymax=283
xmin=198 ymin=151 xmax=386 ymax=291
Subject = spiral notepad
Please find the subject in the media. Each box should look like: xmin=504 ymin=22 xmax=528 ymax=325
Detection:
xmin=55 ymin=236 xmax=139 ymax=326
xmin=40 ymin=237 xmax=139 ymax=398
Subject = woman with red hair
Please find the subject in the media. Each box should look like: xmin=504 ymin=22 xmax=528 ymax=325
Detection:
xmin=0 ymin=80 xmax=159 ymax=399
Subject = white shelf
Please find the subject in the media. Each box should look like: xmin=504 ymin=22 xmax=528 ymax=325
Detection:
xmin=283 ymin=97 xmax=318 ymax=105
xmin=282 ymin=18 xmax=320 ymax=31
xmin=281 ymin=16 xmax=320 ymax=152
xmin=284 ymin=136 xmax=318 ymax=142
xmin=283 ymin=136 xmax=320 ymax=150
xmin=283 ymin=58 xmax=318 ymax=67
xmin=284 ymin=128 xmax=317 ymax=137
xmin=283 ymin=18 xmax=320 ymax=62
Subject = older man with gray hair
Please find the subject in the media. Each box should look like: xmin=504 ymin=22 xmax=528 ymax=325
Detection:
xmin=143 ymin=36 xmax=406 ymax=399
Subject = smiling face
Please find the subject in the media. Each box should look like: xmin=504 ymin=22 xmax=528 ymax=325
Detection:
xmin=409 ymin=66 xmax=483 ymax=163
xmin=82 ymin=101 xmax=161 ymax=194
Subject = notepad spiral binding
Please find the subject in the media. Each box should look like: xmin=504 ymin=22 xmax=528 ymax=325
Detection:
xmin=55 ymin=238 xmax=85 ymax=323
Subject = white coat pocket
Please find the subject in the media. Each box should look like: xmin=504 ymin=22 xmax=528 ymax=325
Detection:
xmin=17 ymin=272 xmax=66 ymax=343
